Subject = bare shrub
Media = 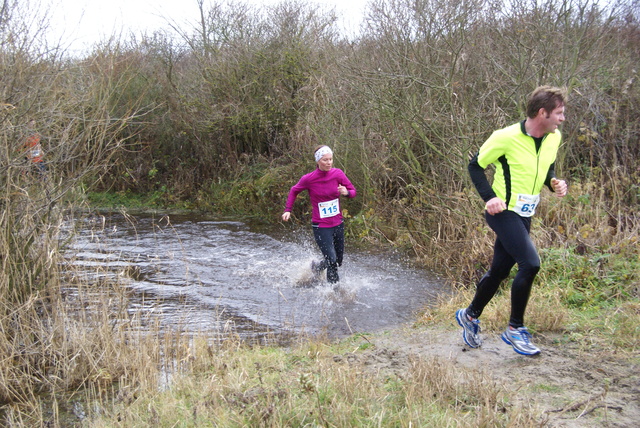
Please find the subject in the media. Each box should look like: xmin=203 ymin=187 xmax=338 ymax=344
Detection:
xmin=0 ymin=0 xmax=153 ymax=416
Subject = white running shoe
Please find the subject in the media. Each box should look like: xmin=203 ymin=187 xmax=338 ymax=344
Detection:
xmin=455 ymin=308 xmax=482 ymax=348
xmin=501 ymin=326 xmax=541 ymax=355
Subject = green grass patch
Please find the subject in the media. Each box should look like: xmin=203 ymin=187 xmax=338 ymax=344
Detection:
xmin=425 ymin=244 xmax=639 ymax=354
xmin=530 ymin=383 xmax=563 ymax=393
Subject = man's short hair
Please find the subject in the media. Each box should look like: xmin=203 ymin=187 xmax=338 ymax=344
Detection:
xmin=526 ymin=86 xmax=567 ymax=118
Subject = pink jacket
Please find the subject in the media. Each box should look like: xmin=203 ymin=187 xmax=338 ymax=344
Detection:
xmin=285 ymin=168 xmax=356 ymax=227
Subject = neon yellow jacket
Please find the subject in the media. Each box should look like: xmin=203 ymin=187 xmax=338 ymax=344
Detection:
xmin=471 ymin=121 xmax=561 ymax=211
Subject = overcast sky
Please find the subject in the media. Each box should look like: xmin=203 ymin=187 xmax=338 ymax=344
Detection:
xmin=44 ymin=0 xmax=369 ymax=53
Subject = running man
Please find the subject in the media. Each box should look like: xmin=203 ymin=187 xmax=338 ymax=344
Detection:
xmin=456 ymin=86 xmax=568 ymax=355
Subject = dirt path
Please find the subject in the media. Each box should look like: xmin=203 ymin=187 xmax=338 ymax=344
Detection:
xmin=348 ymin=323 xmax=639 ymax=427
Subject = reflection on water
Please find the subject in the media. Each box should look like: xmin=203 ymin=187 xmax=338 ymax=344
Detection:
xmin=66 ymin=212 xmax=447 ymax=344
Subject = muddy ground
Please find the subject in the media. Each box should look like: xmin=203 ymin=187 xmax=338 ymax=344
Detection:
xmin=342 ymin=323 xmax=639 ymax=427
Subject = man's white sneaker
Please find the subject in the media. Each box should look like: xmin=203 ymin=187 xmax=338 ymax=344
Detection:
xmin=455 ymin=308 xmax=482 ymax=348
xmin=501 ymin=326 xmax=540 ymax=355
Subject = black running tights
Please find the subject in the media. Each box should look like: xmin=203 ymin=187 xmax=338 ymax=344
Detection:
xmin=312 ymin=222 xmax=344 ymax=283
xmin=467 ymin=210 xmax=540 ymax=328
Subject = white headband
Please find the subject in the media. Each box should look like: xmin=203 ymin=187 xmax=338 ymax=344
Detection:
xmin=314 ymin=146 xmax=333 ymax=162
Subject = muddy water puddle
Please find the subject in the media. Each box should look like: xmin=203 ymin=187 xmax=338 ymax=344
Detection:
xmin=66 ymin=212 xmax=447 ymax=343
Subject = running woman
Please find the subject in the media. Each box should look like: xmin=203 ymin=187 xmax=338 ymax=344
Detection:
xmin=282 ymin=145 xmax=357 ymax=284
xmin=456 ymin=86 xmax=568 ymax=355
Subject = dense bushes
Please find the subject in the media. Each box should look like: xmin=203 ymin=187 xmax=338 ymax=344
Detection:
xmin=2 ymin=0 xmax=638 ymax=282
xmin=75 ymin=0 xmax=640 ymax=279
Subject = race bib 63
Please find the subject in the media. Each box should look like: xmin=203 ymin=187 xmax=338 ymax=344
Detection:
xmin=514 ymin=193 xmax=540 ymax=217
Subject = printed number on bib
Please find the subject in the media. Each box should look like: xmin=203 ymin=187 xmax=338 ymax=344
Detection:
xmin=318 ymin=198 xmax=339 ymax=219
xmin=514 ymin=194 xmax=540 ymax=217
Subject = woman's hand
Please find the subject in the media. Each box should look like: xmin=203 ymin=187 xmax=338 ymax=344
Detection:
xmin=338 ymin=185 xmax=348 ymax=196
xmin=282 ymin=212 xmax=291 ymax=222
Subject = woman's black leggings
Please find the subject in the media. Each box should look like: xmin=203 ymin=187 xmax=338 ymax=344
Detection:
xmin=312 ymin=222 xmax=344 ymax=283
xmin=467 ymin=210 xmax=540 ymax=328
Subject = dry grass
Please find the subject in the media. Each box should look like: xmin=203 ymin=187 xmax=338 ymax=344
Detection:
xmin=0 ymin=277 xmax=165 ymax=421
xmin=85 ymin=335 xmax=541 ymax=427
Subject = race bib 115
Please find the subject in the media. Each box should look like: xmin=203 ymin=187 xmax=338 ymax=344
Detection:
xmin=318 ymin=198 xmax=339 ymax=218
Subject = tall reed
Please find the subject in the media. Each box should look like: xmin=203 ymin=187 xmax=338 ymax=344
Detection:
xmin=1 ymin=0 xmax=157 ymax=419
